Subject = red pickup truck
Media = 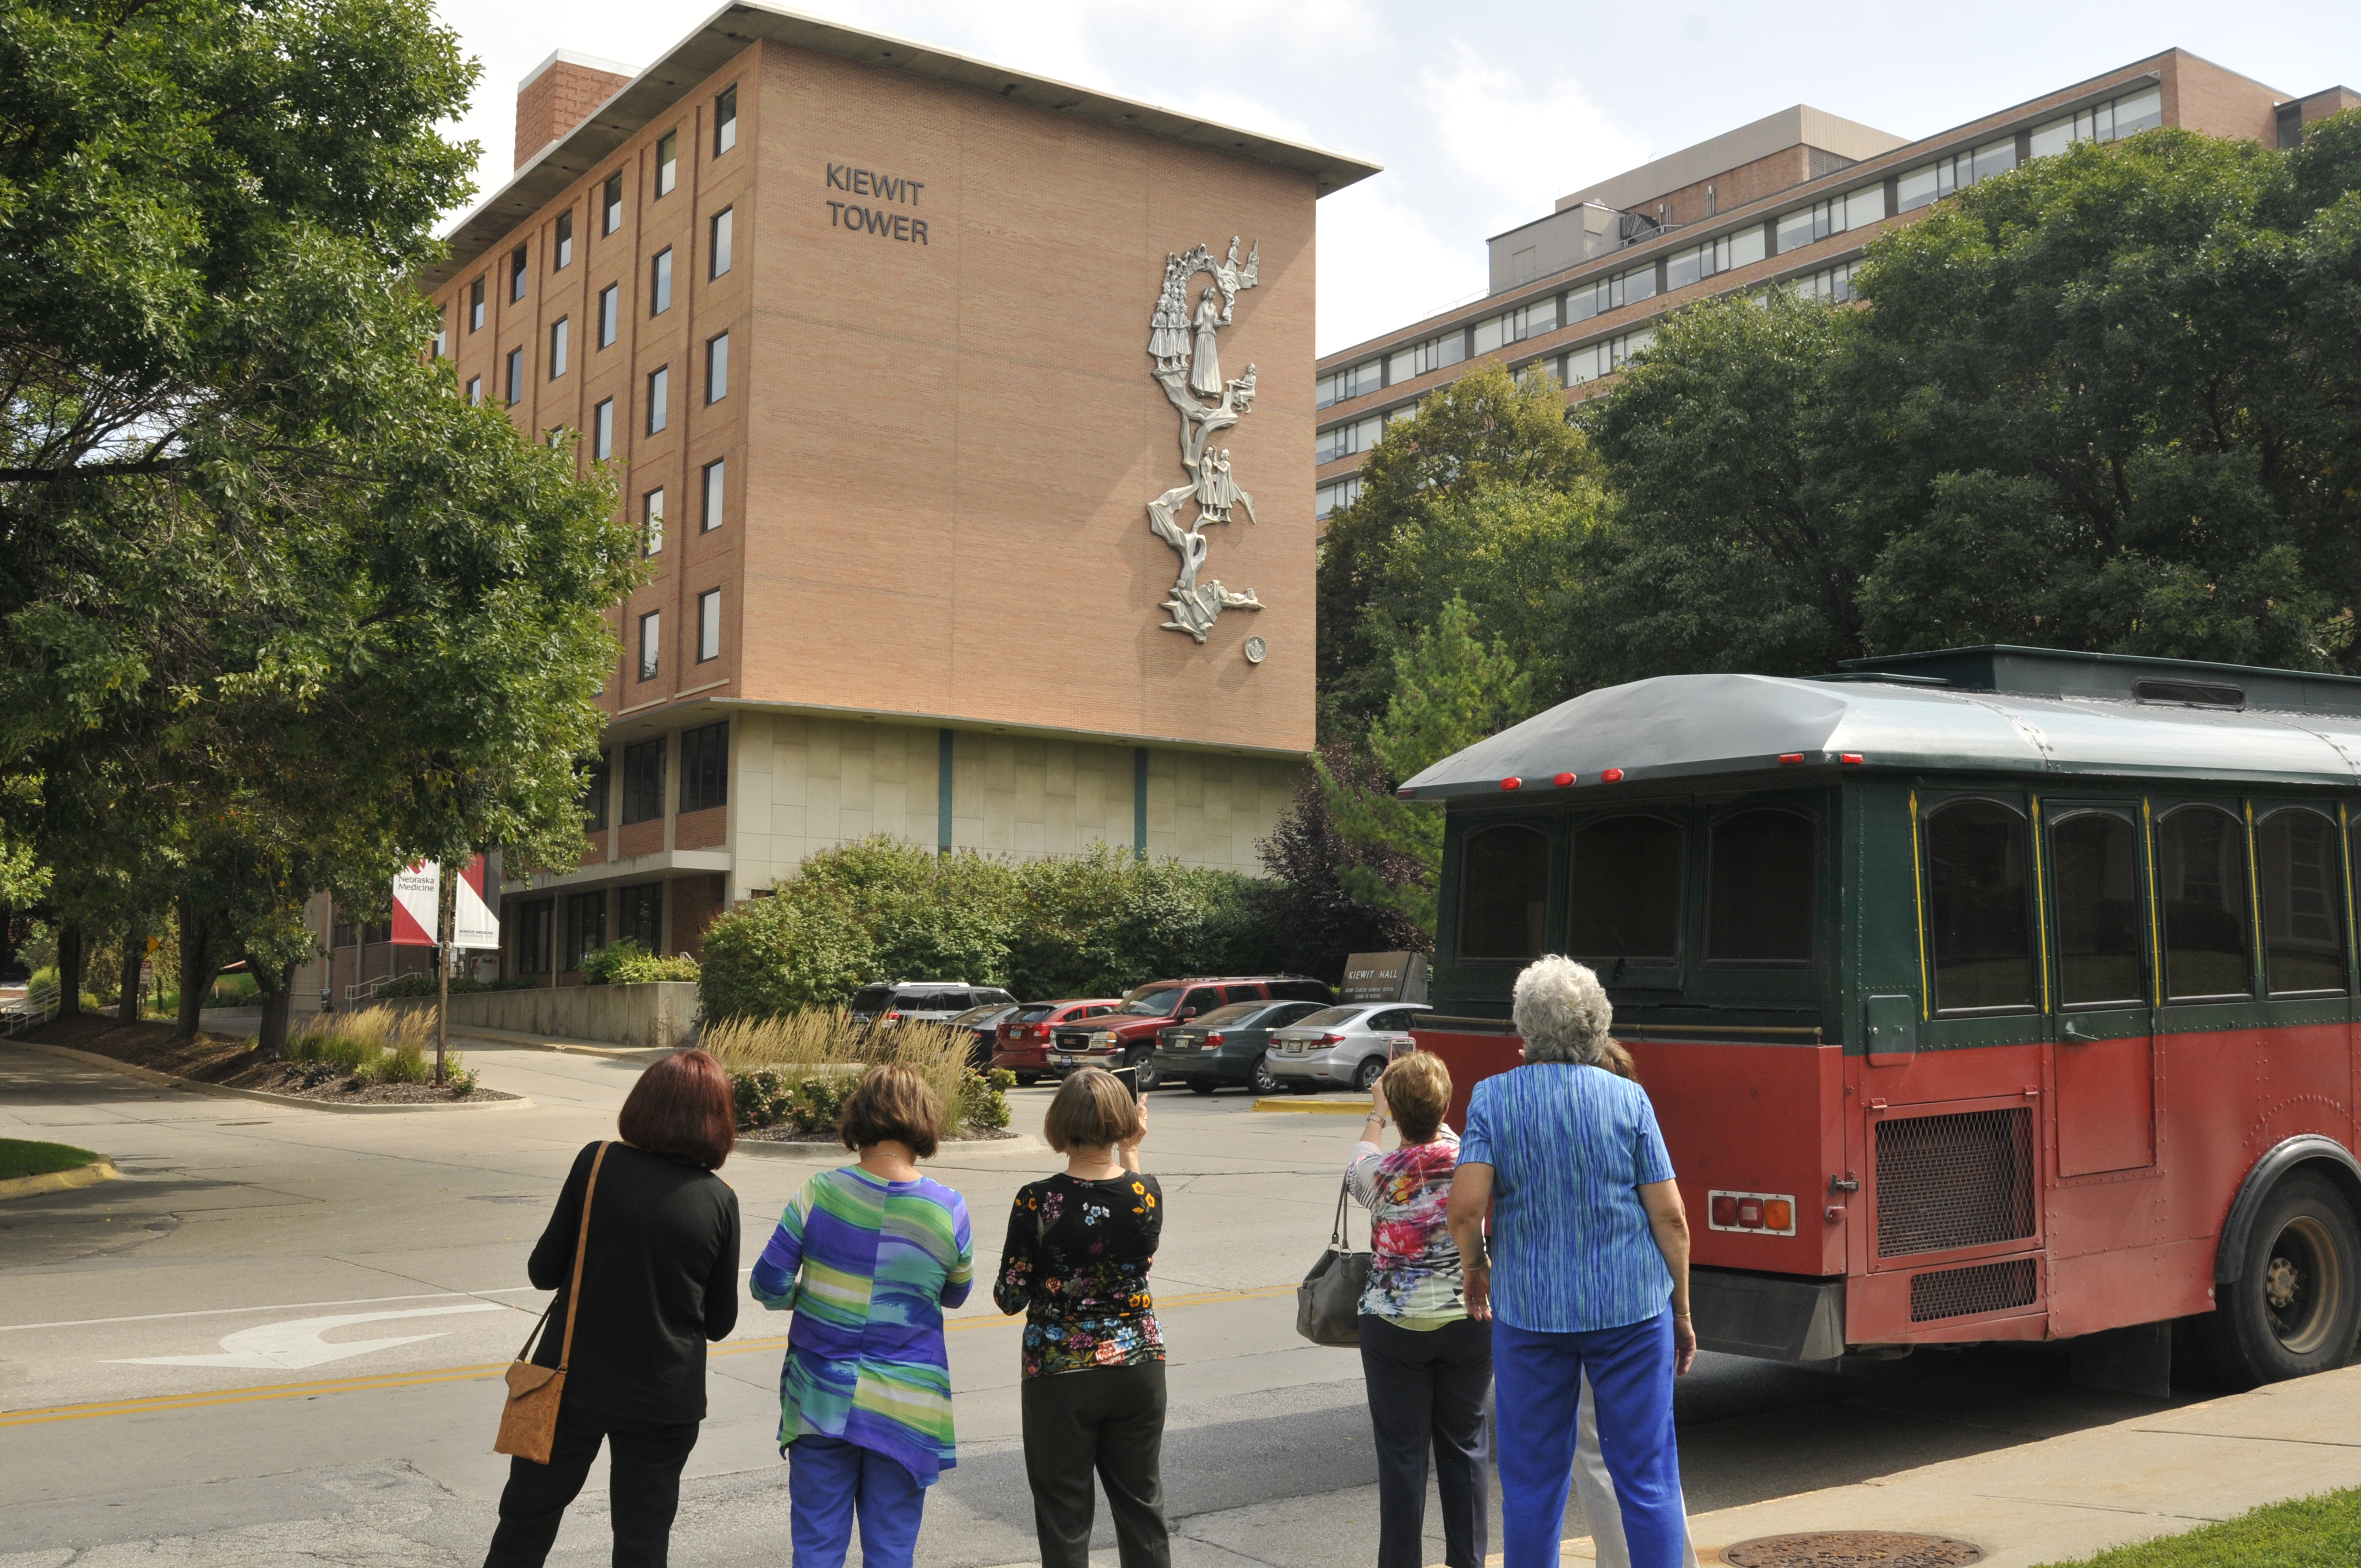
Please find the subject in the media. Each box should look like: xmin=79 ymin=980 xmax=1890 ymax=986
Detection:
xmin=1046 ymin=975 xmax=1334 ymax=1089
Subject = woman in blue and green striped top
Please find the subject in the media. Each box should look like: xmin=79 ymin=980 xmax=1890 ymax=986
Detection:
xmin=752 ymin=1065 xmax=975 ymax=1568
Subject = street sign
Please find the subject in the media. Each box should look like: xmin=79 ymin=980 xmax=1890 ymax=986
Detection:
xmin=388 ymin=856 xmax=500 ymax=950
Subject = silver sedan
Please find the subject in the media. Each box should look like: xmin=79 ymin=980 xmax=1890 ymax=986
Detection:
xmin=1263 ymin=1004 xmax=1430 ymax=1091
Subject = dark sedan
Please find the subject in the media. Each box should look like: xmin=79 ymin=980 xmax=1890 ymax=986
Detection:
xmin=1149 ymin=998 xmax=1331 ymax=1095
xmin=947 ymin=1002 xmax=1024 ymax=1070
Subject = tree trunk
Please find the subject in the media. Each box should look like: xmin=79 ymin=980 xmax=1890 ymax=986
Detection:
xmin=57 ymin=922 xmax=84 ymax=1017
xmin=117 ymin=924 xmax=145 ymax=1024
xmin=176 ymin=900 xmax=209 ymax=1038
xmin=253 ymin=956 xmax=295 ymax=1057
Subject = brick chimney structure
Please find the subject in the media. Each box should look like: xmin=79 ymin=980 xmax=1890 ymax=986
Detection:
xmin=514 ymin=51 xmax=636 ymax=171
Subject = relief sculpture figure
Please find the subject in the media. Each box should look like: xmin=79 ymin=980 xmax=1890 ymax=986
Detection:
xmin=1145 ymin=239 xmax=1264 ymax=642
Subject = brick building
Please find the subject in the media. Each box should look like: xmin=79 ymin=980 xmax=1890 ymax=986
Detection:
xmin=404 ymin=7 xmax=1374 ymax=984
xmin=1313 ymin=50 xmax=2359 ymax=522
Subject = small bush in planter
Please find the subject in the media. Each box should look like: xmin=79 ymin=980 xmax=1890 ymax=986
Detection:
xmin=580 ymin=939 xmax=700 ymax=986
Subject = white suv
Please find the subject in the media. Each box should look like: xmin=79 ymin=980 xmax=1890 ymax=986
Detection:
xmin=848 ymin=982 xmax=1019 ymax=1031
xmin=1264 ymin=1004 xmax=1431 ymax=1091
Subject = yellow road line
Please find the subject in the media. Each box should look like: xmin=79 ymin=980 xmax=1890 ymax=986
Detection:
xmin=1252 ymin=1097 xmax=1368 ymax=1114
xmin=0 ymin=1284 xmax=1299 ymax=1428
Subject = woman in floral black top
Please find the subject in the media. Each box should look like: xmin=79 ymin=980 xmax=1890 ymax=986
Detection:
xmin=995 ymin=1068 xmax=1168 ymax=1568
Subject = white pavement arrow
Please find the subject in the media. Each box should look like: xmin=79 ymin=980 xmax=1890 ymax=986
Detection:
xmin=110 ymin=1302 xmax=507 ymax=1370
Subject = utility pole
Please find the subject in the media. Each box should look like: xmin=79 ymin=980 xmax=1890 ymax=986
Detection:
xmin=436 ymin=861 xmax=454 ymax=1087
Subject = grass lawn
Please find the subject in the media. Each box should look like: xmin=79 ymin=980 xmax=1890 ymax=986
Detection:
xmin=0 ymin=1138 xmax=103 ymax=1180
xmin=2036 ymin=1488 xmax=2361 ymax=1566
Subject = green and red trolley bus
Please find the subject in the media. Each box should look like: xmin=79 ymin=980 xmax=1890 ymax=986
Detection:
xmin=1405 ymin=645 xmax=2361 ymax=1389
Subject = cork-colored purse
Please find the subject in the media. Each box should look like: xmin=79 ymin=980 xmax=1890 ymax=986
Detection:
xmin=495 ymin=1142 xmax=610 ymax=1463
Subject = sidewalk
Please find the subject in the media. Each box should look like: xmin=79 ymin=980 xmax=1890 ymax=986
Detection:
xmin=1630 ymin=1363 xmax=2361 ymax=1566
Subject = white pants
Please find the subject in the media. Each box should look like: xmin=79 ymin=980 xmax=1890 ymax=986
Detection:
xmin=1573 ymin=1370 xmax=1700 ymax=1568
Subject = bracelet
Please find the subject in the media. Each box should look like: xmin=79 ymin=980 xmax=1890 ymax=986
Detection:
xmin=1366 ymin=1113 xmax=1390 ymax=1128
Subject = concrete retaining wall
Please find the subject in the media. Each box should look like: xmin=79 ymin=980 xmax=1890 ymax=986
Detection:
xmin=382 ymin=982 xmax=698 ymax=1051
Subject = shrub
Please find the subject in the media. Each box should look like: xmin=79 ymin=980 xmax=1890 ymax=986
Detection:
xmin=714 ymin=1011 xmax=1006 ymax=1136
xmin=699 ymin=894 xmax=875 ymax=1022
xmin=287 ymin=1006 xmax=467 ymax=1090
xmin=581 ymin=939 xmax=699 ymax=986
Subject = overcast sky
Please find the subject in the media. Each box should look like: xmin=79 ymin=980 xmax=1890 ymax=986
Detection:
xmin=431 ymin=0 xmax=2361 ymax=355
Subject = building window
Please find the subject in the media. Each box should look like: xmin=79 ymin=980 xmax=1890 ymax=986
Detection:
xmin=655 ymin=130 xmax=678 ymax=197
xmin=2029 ymin=85 xmax=2163 ymax=162
xmin=1563 ymin=328 xmax=1655 ymax=386
xmin=702 ymin=458 xmax=725 ymax=530
xmin=465 ymin=375 xmax=482 ymax=405
xmin=619 ymin=883 xmax=662 ymax=951
xmin=554 ymin=210 xmax=574 ymax=270
xmin=565 ymin=891 xmax=607 ymax=971
xmin=598 ymin=284 xmax=618 ymax=347
xmin=647 ymin=366 xmax=668 ymax=433
xmin=1316 ymin=359 xmax=1384 ymax=409
xmin=592 ymin=398 xmax=614 ymax=460
xmin=621 ymin=737 xmax=666 ymax=824
xmin=714 ymin=85 xmax=738 ymax=156
xmin=509 ymin=244 xmax=527 ymax=302
xmin=705 ymin=332 xmax=728 ymax=402
xmin=430 ymin=312 xmax=446 ymax=359
xmin=505 ymin=346 xmax=524 ymax=404
xmin=1566 ymin=263 xmax=1658 ymax=325
xmin=1386 ymin=334 xmax=1465 ymax=384
xmin=1776 ymin=186 xmax=1889 ymax=253
xmin=651 ymin=247 xmax=673 ymax=314
xmin=643 ymin=487 xmax=665 ymax=556
xmin=710 ymin=207 xmax=733 ymax=279
xmin=1667 ymin=226 xmax=1767 ymax=291
xmin=1896 ymin=139 xmax=2022 ymax=215
xmin=697 ymin=589 xmax=721 ymax=663
xmin=548 ymin=317 xmax=569 ymax=378
xmin=637 ymin=609 xmax=661 ymax=682
xmin=680 ymin=720 xmax=727 ymax=811
xmin=601 ymin=171 xmax=624 ymax=235
xmin=1314 ymin=475 xmax=1363 ymax=521
xmin=1315 ymin=415 xmax=1383 ymax=466
xmin=1473 ymin=296 xmax=1557 ymax=356
xmin=515 ymin=899 xmax=554 ymax=976
xmin=581 ymin=750 xmax=611 ymax=830
xmin=469 ymin=276 xmax=486 ymax=331
xmin=1787 ymin=260 xmax=1859 ymax=304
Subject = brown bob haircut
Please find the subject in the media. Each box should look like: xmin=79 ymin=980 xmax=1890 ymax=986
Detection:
xmin=839 ymin=1064 xmax=945 ymax=1159
xmin=617 ymin=1048 xmax=735 ymax=1169
xmin=1043 ymin=1066 xmax=1144 ymax=1153
xmin=1379 ymin=1051 xmax=1452 ymax=1144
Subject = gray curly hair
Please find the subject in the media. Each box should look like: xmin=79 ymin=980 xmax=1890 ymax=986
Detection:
xmin=1512 ymin=955 xmax=1614 ymax=1065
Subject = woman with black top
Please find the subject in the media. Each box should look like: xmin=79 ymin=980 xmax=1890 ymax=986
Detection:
xmin=994 ymin=1067 xmax=1168 ymax=1568
xmin=485 ymin=1048 xmax=743 ymax=1568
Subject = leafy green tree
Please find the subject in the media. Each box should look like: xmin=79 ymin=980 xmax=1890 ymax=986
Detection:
xmin=1321 ymin=597 xmax=1533 ymax=936
xmin=1319 ymin=362 xmax=1599 ymax=736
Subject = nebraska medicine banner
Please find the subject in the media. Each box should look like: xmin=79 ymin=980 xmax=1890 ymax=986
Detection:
xmin=389 ymin=857 xmax=501 ymax=949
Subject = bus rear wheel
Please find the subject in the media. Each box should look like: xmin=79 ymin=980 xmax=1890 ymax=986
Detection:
xmin=2196 ymin=1173 xmax=2361 ymax=1389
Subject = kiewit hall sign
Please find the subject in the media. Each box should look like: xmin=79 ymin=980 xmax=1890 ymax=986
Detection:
xmin=414 ymin=7 xmax=1378 ymax=986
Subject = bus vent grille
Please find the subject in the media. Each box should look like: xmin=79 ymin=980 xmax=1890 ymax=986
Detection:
xmin=1874 ymin=1106 xmax=2036 ymax=1258
xmin=1910 ymin=1257 xmax=2038 ymax=1322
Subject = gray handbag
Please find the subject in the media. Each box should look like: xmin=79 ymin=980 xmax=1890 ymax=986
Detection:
xmin=1296 ymin=1175 xmax=1372 ymax=1346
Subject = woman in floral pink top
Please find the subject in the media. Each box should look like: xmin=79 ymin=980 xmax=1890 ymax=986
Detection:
xmin=1347 ymin=1050 xmax=1489 ymax=1568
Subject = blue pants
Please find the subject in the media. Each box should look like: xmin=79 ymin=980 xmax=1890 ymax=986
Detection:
xmin=787 ymin=1435 xmax=927 ymax=1568
xmin=1494 ymin=1312 xmax=1686 ymax=1568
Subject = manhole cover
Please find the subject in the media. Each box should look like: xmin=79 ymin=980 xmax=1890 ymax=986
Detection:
xmin=1722 ymin=1532 xmax=1984 ymax=1568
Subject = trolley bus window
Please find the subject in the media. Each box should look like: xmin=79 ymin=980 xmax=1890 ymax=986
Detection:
xmin=2257 ymin=808 xmax=2347 ymax=995
xmin=2156 ymin=805 xmax=2253 ymax=1000
xmin=2052 ymin=811 xmax=2144 ymax=1007
xmin=1458 ymin=823 xmax=1548 ymax=960
xmin=1566 ymin=815 xmax=1682 ymax=962
xmin=1705 ymin=808 xmax=1815 ymax=963
xmin=1926 ymin=800 xmax=2037 ymax=1012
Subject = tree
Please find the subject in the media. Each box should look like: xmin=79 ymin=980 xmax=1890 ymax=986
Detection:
xmin=0 ymin=0 xmax=641 ymax=1059
xmin=1320 ymin=597 xmax=1533 ymax=937
xmin=1254 ymin=745 xmax=1428 ymax=981
xmin=1318 ymin=362 xmax=1600 ymax=737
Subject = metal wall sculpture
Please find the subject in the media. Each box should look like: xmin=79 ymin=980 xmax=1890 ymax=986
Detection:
xmin=1146 ymin=238 xmax=1262 ymax=643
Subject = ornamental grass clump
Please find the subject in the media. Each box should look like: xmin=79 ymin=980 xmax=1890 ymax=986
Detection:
xmin=708 ymin=1011 xmax=1003 ymax=1136
xmin=285 ymin=1006 xmax=472 ymax=1091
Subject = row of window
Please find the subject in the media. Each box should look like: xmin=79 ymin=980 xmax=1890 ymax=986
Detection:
xmin=1314 ymin=82 xmax=2167 ymax=418
xmin=581 ymin=721 xmax=731 ymax=832
xmin=468 ymin=332 xmax=730 ymax=442
xmin=514 ymin=880 xmax=670 ymax=976
xmin=632 ymin=588 xmax=725 ymax=684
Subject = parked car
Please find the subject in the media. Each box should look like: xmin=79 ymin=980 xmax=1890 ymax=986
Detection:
xmin=993 ymin=998 xmax=1124 ymax=1085
xmin=946 ymin=1001 xmax=1025 ymax=1069
xmin=1152 ymin=998 xmax=1332 ymax=1096
xmin=1264 ymin=1003 xmax=1432 ymax=1092
xmin=848 ymin=982 xmax=1019 ymax=1033
xmin=1047 ymin=976 xmax=1334 ymax=1089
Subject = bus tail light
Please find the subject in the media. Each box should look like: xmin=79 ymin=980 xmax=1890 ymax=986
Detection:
xmin=1501 ymin=776 xmax=1522 ymax=790
xmin=1601 ymin=767 xmax=1625 ymax=782
xmin=1778 ymin=753 xmax=1804 ymax=765
xmin=1706 ymin=1189 xmax=1798 ymax=1236
xmin=1553 ymin=772 xmax=1576 ymax=786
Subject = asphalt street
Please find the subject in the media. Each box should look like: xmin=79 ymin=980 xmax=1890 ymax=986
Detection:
xmin=0 ymin=1025 xmax=2205 ymax=1567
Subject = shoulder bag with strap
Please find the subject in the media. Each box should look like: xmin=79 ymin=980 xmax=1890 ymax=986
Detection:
xmin=496 ymin=1141 xmax=610 ymax=1463
xmin=1295 ymin=1173 xmax=1372 ymax=1347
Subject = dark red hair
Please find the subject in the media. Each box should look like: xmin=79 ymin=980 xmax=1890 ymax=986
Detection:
xmin=618 ymin=1048 xmax=736 ymax=1168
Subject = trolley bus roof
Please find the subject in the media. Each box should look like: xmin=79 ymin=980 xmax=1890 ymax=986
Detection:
xmin=1399 ymin=669 xmax=2361 ymax=802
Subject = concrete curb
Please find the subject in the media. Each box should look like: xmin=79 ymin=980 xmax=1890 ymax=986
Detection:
xmin=1252 ymin=1096 xmax=1372 ymax=1114
xmin=13 ymin=1042 xmax=534 ymax=1115
xmin=0 ymin=1157 xmax=122 ymax=1201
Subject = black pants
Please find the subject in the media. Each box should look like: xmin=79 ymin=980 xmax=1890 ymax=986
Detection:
xmin=1020 ymin=1360 xmax=1171 ymax=1568
xmin=1358 ymin=1313 xmax=1493 ymax=1568
xmin=484 ymin=1401 xmax=701 ymax=1568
